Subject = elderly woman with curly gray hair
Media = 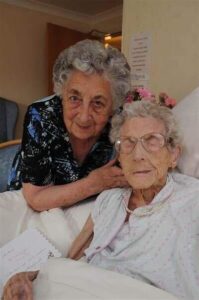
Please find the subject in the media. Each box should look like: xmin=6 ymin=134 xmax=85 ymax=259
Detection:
xmin=8 ymin=39 xmax=131 ymax=212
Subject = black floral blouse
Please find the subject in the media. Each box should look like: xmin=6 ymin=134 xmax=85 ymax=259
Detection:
xmin=8 ymin=95 xmax=114 ymax=190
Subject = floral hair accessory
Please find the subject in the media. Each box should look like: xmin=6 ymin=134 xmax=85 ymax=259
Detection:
xmin=125 ymin=87 xmax=155 ymax=103
xmin=124 ymin=88 xmax=176 ymax=109
xmin=159 ymin=92 xmax=176 ymax=108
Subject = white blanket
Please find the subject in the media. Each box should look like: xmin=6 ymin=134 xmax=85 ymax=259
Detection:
xmin=34 ymin=258 xmax=178 ymax=299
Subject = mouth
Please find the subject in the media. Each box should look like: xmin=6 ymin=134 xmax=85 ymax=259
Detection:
xmin=133 ymin=170 xmax=152 ymax=175
xmin=76 ymin=123 xmax=92 ymax=129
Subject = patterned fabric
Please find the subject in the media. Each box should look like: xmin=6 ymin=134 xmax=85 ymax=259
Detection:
xmin=85 ymin=173 xmax=199 ymax=299
xmin=8 ymin=95 xmax=114 ymax=190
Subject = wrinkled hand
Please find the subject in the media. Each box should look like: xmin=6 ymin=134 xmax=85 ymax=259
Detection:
xmin=3 ymin=271 xmax=38 ymax=300
xmin=89 ymin=158 xmax=129 ymax=193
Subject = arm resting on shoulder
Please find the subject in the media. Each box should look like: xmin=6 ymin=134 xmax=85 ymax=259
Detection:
xmin=22 ymin=159 xmax=128 ymax=212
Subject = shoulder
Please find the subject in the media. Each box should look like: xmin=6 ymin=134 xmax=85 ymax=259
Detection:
xmin=26 ymin=95 xmax=62 ymax=118
xmin=96 ymin=188 xmax=124 ymax=206
xmin=172 ymin=172 xmax=199 ymax=193
xmin=170 ymin=172 xmax=199 ymax=211
xmin=22 ymin=95 xmax=66 ymax=142
xmin=24 ymin=95 xmax=64 ymax=129
xmin=92 ymin=188 xmax=129 ymax=220
xmin=169 ymin=173 xmax=199 ymax=230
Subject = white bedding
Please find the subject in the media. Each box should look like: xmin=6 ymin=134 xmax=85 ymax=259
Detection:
xmin=0 ymin=190 xmax=178 ymax=299
xmin=0 ymin=190 xmax=93 ymax=256
xmin=34 ymin=258 xmax=178 ymax=300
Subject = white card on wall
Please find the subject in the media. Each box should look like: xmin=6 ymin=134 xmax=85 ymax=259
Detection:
xmin=129 ymin=32 xmax=152 ymax=88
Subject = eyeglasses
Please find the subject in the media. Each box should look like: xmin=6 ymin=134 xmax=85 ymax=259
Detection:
xmin=115 ymin=133 xmax=168 ymax=154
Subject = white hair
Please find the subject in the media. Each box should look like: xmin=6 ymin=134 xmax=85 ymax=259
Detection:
xmin=110 ymin=101 xmax=182 ymax=148
xmin=53 ymin=39 xmax=131 ymax=110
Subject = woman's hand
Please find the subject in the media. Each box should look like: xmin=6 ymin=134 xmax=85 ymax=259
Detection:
xmin=3 ymin=271 xmax=38 ymax=300
xmin=88 ymin=158 xmax=129 ymax=193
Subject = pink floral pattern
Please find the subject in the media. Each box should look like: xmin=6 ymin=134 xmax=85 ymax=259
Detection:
xmin=125 ymin=88 xmax=176 ymax=109
xmin=159 ymin=92 xmax=176 ymax=108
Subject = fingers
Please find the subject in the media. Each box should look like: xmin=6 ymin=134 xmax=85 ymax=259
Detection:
xmin=3 ymin=272 xmax=35 ymax=300
xmin=112 ymin=175 xmax=129 ymax=188
xmin=89 ymin=161 xmax=128 ymax=192
xmin=100 ymin=165 xmax=124 ymax=179
xmin=110 ymin=166 xmax=123 ymax=176
xmin=102 ymin=158 xmax=117 ymax=168
xmin=100 ymin=171 xmax=128 ymax=189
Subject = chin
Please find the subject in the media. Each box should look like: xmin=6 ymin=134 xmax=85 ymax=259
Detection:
xmin=71 ymin=130 xmax=95 ymax=140
xmin=128 ymin=179 xmax=155 ymax=190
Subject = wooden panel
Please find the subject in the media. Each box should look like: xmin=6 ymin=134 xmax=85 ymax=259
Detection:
xmin=0 ymin=139 xmax=21 ymax=149
xmin=47 ymin=23 xmax=98 ymax=94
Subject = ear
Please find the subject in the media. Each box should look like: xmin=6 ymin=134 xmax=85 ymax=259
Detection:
xmin=109 ymin=108 xmax=114 ymax=118
xmin=170 ymin=145 xmax=181 ymax=169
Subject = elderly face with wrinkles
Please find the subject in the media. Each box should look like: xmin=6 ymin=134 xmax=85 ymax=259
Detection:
xmin=62 ymin=70 xmax=113 ymax=144
xmin=117 ymin=116 xmax=180 ymax=191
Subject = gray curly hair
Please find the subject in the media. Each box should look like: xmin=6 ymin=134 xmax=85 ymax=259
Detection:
xmin=53 ymin=39 xmax=131 ymax=110
xmin=110 ymin=101 xmax=182 ymax=148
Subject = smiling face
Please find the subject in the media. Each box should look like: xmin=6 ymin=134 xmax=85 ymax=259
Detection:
xmin=118 ymin=117 xmax=180 ymax=191
xmin=62 ymin=70 xmax=113 ymax=143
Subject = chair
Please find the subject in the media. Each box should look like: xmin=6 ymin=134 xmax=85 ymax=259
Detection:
xmin=0 ymin=97 xmax=19 ymax=143
xmin=0 ymin=139 xmax=21 ymax=192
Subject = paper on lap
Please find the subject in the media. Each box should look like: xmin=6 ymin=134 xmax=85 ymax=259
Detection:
xmin=0 ymin=228 xmax=61 ymax=296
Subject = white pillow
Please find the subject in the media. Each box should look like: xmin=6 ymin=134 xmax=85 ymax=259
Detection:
xmin=173 ymin=87 xmax=199 ymax=178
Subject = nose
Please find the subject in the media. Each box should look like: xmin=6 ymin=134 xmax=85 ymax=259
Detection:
xmin=132 ymin=140 xmax=146 ymax=161
xmin=78 ymin=103 xmax=91 ymax=123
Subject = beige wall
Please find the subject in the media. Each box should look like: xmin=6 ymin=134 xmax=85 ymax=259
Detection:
xmin=94 ymin=15 xmax=123 ymax=34
xmin=3 ymin=0 xmax=198 ymax=137
xmin=0 ymin=1 xmax=122 ymax=139
xmin=122 ymin=0 xmax=199 ymax=102
xmin=0 ymin=2 xmax=93 ymax=138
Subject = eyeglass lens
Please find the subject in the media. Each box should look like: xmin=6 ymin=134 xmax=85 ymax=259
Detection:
xmin=117 ymin=133 xmax=166 ymax=153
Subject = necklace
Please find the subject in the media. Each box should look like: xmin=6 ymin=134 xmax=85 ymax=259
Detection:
xmin=123 ymin=198 xmax=168 ymax=217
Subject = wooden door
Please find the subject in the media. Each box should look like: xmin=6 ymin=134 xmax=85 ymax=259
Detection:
xmin=47 ymin=23 xmax=98 ymax=94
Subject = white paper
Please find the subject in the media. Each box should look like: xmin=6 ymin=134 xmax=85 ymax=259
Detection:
xmin=0 ymin=228 xmax=61 ymax=292
xmin=129 ymin=32 xmax=152 ymax=87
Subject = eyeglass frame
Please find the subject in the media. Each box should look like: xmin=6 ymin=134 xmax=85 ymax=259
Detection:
xmin=115 ymin=132 xmax=172 ymax=154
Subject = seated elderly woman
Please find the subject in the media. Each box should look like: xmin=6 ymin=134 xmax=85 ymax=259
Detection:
xmin=7 ymin=39 xmax=130 ymax=211
xmin=69 ymin=101 xmax=199 ymax=299
xmin=3 ymin=101 xmax=199 ymax=300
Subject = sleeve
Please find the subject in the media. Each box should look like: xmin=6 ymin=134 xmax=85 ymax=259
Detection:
xmin=91 ymin=190 xmax=112 ymax=223
xmin=20 ymin=105 xmax=53 ymax=186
